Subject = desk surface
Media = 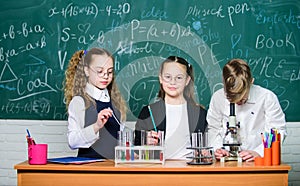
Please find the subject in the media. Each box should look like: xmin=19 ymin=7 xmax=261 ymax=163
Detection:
xmin=14 ymin=160 xmax=291 ymax=186
xmin=14 ymin=160 xmax=291 ymax=172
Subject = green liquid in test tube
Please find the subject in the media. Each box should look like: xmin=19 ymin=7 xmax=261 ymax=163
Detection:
xmin=145 ymin=146 xmax=149 ymax=160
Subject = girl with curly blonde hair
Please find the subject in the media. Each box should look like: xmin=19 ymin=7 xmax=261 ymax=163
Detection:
xmin=64 ymin=48 xmax=127 ymax=159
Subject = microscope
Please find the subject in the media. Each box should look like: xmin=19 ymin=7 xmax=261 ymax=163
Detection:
xmin=223 ymin=103 xmax=242 ymax=161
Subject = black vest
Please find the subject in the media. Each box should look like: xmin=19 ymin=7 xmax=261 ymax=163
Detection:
xmin=77 ymin=100 xmax=120 ymax=159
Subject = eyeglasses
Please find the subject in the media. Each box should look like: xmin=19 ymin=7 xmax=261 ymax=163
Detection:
xmin=89 ymin=67 xmax=114 ymax=78
xmin=162 ymin=74 xmax=186 ymax=83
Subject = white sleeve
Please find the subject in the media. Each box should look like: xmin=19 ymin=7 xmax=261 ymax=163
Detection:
xmin=252 ymin=143 xmax=264 ymax=157
xmin=67 ymin=96 xmax=99 ymax=149
xmin=207 ymin=91 xmax=224 ymax=150
xmin=252 ymin=90 xmax=286 ymax=156
xmin=264 ymin=91 xmax=287 ymax=143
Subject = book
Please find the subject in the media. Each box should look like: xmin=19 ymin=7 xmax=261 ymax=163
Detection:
xmin=47 ymin=156 xmax=104 ymax=164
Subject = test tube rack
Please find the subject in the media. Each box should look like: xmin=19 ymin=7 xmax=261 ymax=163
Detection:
xmin=115 ymin=145 xmax=165 ymax=165
xmin=186 ymin=146 xmax=214 ymax=165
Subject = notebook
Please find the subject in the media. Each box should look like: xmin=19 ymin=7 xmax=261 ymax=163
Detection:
xmin=47 ymin=156 xmax=105 ymax=164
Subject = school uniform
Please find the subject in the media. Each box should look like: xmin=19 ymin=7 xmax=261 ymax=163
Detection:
xmin=67 ymin=83 xmax=121 ymax=159
xmin=134 ymin=99 xmax=208 ymax=159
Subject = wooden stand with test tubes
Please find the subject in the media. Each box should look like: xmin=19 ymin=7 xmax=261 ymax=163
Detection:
xmin=115 ymin=130 xmax=165 ymax=165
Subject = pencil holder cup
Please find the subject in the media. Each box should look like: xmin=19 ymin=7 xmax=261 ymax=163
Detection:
xmin=272 ymin=141 xmax=281 ymax=165
xmin=254 ymin=157 xmax=264 ymax=166
xmin=28 ymin=144 xmax=48 ymax=165
xmin=263 ymin=148 xmax=272 ymax=166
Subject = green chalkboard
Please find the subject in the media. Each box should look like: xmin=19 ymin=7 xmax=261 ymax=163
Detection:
xmin=0 ymin=0 xmax=299 ymax=121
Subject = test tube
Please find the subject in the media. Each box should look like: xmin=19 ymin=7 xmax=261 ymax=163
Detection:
xmin=141 ymin=130 xmax=146 ymax=146
xmin=130 ymin=131 xmax=134 ymax=161
xmin=140 ymin=130 xmax=145 ymax=160
xmin=117 ymin=131 xmax=123 ymax=146
xmin=198 ymin=132 xmax=203 ymax=148
xmin=117 ymin=131 xmax=123 ymax=160
xmin=191 ymin=133 xmax=198 ymax=158
xmin=145 ymin=131 xmax=152 ymax=160
xmin=203 ymin=131 xmax=208 ymax=147
xmin=125 ymin=131 xmax=130 ymax=161
xmin=191 ymin=133 xmax=198 ymax=147
xmin=158 ymin=130 xmax=164 ymax=161
xmin=158 ymin=130 xmax=164 ymax=147
xmin=198 ymin=132 xmax=203 ymax=163
xmin=146 ymin=131 xmax=152 ymax=145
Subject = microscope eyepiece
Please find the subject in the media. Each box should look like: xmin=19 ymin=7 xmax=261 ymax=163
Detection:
xmin=230 ymin=103 xmax=235 ymax=116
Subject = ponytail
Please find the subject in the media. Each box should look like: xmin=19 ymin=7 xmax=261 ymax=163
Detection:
xmin=64 ymin=50 xmax=85 ymax=108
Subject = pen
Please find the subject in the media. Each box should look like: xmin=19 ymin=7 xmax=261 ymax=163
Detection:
xmin=26 ymin=129 xmax=36 ymax=145
xmin=26 ymin=129 xmax=31 ymax=137
xmin=148 ymin=106 xmax=157 ymax=132
xmin=265 ymin=132 xmax=268 ymax=148
xmin=268 ymin=133 xmax=273 ymax=148
xmin=260 ymin=133 xmax=265 ymax=148
xmin=26 ymin=136 xmax=32 ymax=145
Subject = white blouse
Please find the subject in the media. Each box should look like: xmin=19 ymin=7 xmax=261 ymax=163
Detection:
xmin=67 ymin=83 xmax=110 ymax=149
xmin=165 ymin=102 xmax=191 ymax=159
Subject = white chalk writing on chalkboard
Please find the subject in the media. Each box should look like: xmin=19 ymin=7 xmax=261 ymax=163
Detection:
xmin=0 ymin=1 xmax=299 ymax=121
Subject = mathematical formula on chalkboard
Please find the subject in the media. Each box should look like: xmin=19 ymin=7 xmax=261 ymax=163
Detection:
xmin=0 ymin=0 xmax=299 ymax=121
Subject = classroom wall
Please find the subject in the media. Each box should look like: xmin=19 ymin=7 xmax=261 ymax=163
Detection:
xmin=0 ymin=119 xmax=299 ymax=186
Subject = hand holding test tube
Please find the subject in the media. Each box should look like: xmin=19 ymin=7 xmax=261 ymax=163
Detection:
xmin=146 ymin=131 xmax=160 ymax=145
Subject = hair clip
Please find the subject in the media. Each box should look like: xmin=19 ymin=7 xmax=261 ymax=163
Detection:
xmin=188 ymin=63 xmax=191 ymax=68
xmin=84 ymin=50 xmax=88 ymax=55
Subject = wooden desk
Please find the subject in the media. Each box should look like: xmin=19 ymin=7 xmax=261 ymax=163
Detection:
xmin=14 ymin=160 xmax=290 ymax=186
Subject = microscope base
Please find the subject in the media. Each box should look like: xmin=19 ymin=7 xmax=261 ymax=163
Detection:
xmin=220 ymin=156 xmax=243 ymax=162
